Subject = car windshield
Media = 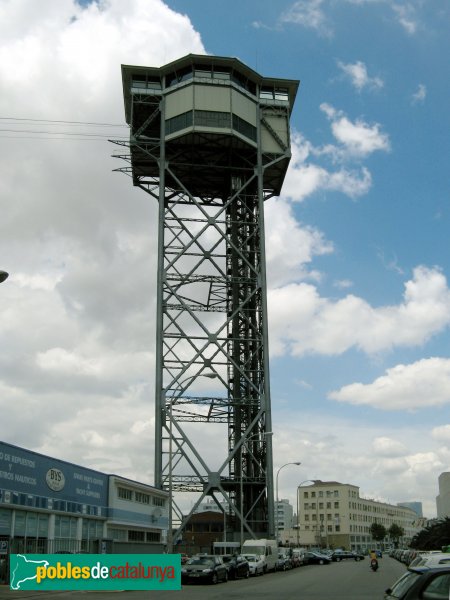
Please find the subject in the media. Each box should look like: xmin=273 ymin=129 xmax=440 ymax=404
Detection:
xmin=386 ymin=571 xmax=422 ymax=598
xmin=187 ymin=557 xmax=213 ymax=567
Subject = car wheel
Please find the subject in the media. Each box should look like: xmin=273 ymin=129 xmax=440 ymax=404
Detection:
xmin=211 ymin=573 xmax=218 ymax=585
xmin=336 ymin=557 xmax=341 ymax=562
xmin=245 ymin=570 xmax=249 ymax=579
xmin=355 ymin=557 xmax=360 ymax=561
xmin=319 ymin=559 xmax=324 ymax=565
xmin=223 ymin=571 xmax=228 ymax=583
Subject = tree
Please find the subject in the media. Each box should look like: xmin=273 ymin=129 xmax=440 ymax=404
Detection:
xmin=389 ymin=524 xmax=405 ymax=547
xmin=370 ymin=522 xmax=387 ymax=543
xmin=410 ymin=517 xmax=450 ymax=550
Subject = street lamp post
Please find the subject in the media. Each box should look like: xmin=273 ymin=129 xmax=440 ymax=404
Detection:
xmin=296 ymin=480 xmax=317 ymax=546
xmin=239 ymin=431 xmax=273 ymax=548
xmin=166 ymin=372 xmax=217 ymax=553
xmin=275 ymin=462 xmax=301 ymax=542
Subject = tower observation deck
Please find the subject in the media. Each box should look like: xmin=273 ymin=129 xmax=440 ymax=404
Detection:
xmin=113 ymin=54 xmax=299 ymax=546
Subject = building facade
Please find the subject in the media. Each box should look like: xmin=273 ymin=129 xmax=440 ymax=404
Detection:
xmin=436 ymin=472 xmax=450 ymax=518
xmin=0 ymin=440 xmax=168 ymax=582
xmin=275 ymin=499 xmax=294 ymax=536
xmin=397 ymin=501 xmax=423 ymax=518
xmin=290 ymin=480 xmax=419 ymax=551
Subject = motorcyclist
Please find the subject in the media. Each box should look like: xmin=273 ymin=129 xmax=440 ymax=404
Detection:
xmin=369 ymin=550 xmax=379 ymax=571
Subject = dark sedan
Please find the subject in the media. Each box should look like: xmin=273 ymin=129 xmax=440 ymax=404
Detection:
xmin=181 ymin=555 xmax=228 ymax=584
xmin=385 ymin=566 xmax=450 ymax=599
xmin=222 ymin=554 xmax=250 ymax=579
xmin=304 ymin=551 xmax=331 ymax=565
xmin=331 ymin=550 xmax=364 ymax=561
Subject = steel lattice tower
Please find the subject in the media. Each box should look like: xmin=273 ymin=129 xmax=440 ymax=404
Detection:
xmin=113 ymin=55 xmax=298 ymax=546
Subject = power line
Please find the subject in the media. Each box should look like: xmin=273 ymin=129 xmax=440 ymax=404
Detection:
xmin=0 ymin=116 xmax=128 ymax=127
xmin=0 ymin=128 xmax=126 ymax=138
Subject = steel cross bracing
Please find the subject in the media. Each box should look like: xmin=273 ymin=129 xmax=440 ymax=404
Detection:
xmin=112 ymin=84 xmax=294 ymax=544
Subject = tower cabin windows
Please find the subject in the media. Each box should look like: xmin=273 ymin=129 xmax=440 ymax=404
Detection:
xmin=164 ymin=63 xmax=256 ymax=96
xmin=131 ymin=75 xmax=162 ymax=93
xmin=259 ymin=86 xmax=289 ymax=102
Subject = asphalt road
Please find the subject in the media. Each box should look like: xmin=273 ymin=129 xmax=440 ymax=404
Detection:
xmin=0 ymin=557 xmax=407 ymax=600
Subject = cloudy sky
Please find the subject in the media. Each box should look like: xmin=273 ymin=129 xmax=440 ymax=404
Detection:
xmin=1 ymin=0 xmax=449 ymax=519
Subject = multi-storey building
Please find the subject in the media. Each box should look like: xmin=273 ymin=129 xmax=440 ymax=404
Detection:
xmin=0 ymin=439 xmax=168 ymax=578
xmin=275 ymin=499 xmax=294 ymax=536
xmin=293 ymin=480 xmax=419 ymax=552
xmin=436 ymin=472 xmax=450 ymax=518
xmin=397 ymin=501 xmax=423 ymax=518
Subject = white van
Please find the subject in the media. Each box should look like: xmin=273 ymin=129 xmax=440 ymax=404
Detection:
xmin=241 ymin=539 xmax=278 ymax=572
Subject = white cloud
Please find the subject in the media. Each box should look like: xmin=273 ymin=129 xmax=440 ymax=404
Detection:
xmin=412 ymin=83 xmax=427 ymax=104
xmin=265 ymin=197 xmax=333 ymax=286
xmin=329 ymin=357 xmax=450 ymax=410
xmin=334 ymin=279 xmax=353 ymax=289
xmin=321 ymin=103 xmax=391 ymax=157
xmin=0 ymin=0 xmax=205 ymax=474
xmin=273 ymin=413 xmax=443 ymax=518
xmin=372 ymin=436 xmax=408 ymax=457
xmin=282 ymin=132 xmax=373 ymax=202
xmin=432 ymin=424 xmax=450 ymax=442
xmin=269 ymin=266 xmax=450 ymax=357
xmin=279 ymin=0 xmax=332 ymax=37
xmin=337 ymin=60 xmax=384 ymax=91
xmin=392 ymin=3 xmax=417 ymax=34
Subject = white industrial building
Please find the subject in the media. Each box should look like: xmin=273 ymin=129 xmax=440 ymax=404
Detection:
xmin=280 ymin=480 xmax=420 ymax=551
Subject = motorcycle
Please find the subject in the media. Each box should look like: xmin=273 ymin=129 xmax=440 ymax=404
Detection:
xmin=370 ymin=558 xmax=379 ymax=572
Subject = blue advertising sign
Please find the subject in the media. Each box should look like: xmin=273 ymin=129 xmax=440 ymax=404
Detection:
xmin=0 ymin=441 xmax=108 ymax=507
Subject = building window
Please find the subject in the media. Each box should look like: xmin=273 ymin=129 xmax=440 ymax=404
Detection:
xmin=128 ymin=530 xmax=145 ymax=542
xmin=232 ymin=113 xmax=257 ymax=141
xmin=146 ymin=531 xmax=160 ymax=542
xmin=118 ymin=487 xmax=133 ymax=501
xmin=135 ymin=492 xmax=150 ymax=504
xmin=166 ymin=111 xmax=193 ymax=135
xmin=153 ymin=497 xmax=165 ymax=507
xmin=334 ymin=502 xmax=340 ymax=509
xmin=108 ymin=528 xmax=127 ymax=541
xmin=303 ymin=492 xmax=308 ymax=498
xmin=195 ymin=110 xmax=231 ymax=128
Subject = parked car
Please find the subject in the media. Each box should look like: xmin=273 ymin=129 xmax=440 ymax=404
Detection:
xmin=331 ymin=550 xmax=364 ymax=562
xmin=276 ymin=551 xmax=293 ymax=571
xmin=384 ymin=566 xmax=450 ymax=599
xmin=409 ymin=552 xmax=450 ymax=569
xmin=303 ymin=551 xmax=331 ymax=565
xmin=179 ymin=553 xmax=189 ymax=564
xmin=181 ymin=555 xmax=228 ymax=584
xmin=243 ymin=553 xmax=265 ymax=576
xmin=222 ymin=555 xmax=250 ymax=579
